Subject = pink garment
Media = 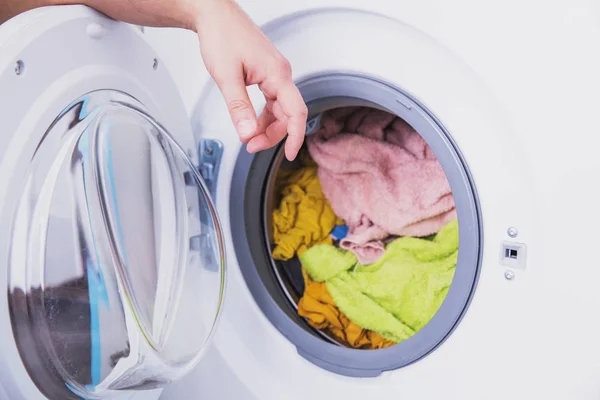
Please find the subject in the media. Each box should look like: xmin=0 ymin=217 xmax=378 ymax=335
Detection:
xmin=306 ymin=107 xmax=457 ymax=264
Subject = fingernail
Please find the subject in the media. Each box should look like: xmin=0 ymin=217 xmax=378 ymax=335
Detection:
xmin=285 ymin=149 xmax=298 ymax=161
xmin=237 ymin=119 xmax=256 ymax=138
xmin=246 ymin=141 xmax=257 ymax=153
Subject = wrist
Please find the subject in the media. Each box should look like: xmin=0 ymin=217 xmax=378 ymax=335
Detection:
xmin=188 ymin=0 xmax=211 ymax=32
xmin=190 ymin=0 xmax=238 ymax=33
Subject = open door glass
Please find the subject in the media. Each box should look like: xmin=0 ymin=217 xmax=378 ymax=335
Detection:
xmin=8 ymin=90 xmax=226 ymax=399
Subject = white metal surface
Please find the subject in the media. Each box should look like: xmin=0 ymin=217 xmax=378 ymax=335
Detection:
xmin=156 ymin=0 xmax=600 ymax=399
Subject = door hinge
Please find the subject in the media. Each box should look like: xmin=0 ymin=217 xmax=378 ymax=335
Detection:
xmin=197 ymin=139 xmax=223 ymax=201
xmin=187 ymin=139 xmax=224 ymax=272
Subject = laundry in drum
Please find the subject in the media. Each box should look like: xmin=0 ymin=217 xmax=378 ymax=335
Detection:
xmin=306 ymin=106 xmax=456 ymax=265
xmin=270 ymin=149 xmax=343 ymax=262
xmin=298 ymin=266 xmax=396 ymax=349
xmin=269 ymin=106 xmax=459 ymax=349
xmin=300 ymin=219 xmax=458 ymax=344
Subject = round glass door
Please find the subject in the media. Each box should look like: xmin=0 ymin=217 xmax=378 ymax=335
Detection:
xmin=8 ymin=91 xmax=226 ymax=399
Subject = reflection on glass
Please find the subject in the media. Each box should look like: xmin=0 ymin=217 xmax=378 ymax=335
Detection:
xmin=7 ymin=91 xmax=225 ymax=399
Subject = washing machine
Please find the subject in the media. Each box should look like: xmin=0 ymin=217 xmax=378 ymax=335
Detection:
xmin=154 ymin=0 xmax=600 ymax=399
xmin=1 ymin=1 xmax=600 ymax=400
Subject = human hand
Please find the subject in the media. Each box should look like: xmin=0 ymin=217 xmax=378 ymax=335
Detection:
xmin=193 ymin=0 xmax=307 ymax=160
xmin=1 ymin=0 xmax=307 ymax=158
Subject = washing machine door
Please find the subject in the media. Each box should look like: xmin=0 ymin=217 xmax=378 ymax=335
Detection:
xmin=0 ymin=6 xmax=225 ymax=400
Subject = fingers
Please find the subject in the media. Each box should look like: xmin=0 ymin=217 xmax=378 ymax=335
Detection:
xmin=256 ymin=102 xmax=276 ymax=134
xmin=247 ymin=119 xmax=288 ymax=153
xmin=249 ymin=82 xmax=307 ymax=159
xmin=246 ymin=104 xmax=274 ymax=153
xmin=215 ymin=72 xmax=258 ymax=143
xmin=213 ymin=49 xmax=307 ymax=159
xmin=275 ymin=82 xmax=308 ymax=160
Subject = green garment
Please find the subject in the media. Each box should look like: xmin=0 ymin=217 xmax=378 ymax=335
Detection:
xmin=300 ymin=219 xmax=459 ymax=343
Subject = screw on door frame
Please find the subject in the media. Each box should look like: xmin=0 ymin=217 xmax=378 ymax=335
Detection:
xmin=15 ymin=60 xmax=24 ymax=76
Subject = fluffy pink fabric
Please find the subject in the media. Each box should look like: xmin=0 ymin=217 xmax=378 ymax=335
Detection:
xmin=307 ymin=107 xmax=457 ymax=264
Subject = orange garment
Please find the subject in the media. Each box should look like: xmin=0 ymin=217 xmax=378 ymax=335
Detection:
xmin=298 ymin=268 xmax=395 ymax=349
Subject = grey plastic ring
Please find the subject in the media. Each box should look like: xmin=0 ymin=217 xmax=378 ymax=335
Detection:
xmin=229 ymin=73 xmax=483 ymax=377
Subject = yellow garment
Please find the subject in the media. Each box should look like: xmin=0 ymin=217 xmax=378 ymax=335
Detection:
xmin=272 ymin=151 xmax=388 ymax=348
xmin=298 ymin=268 xmax=395 ymax=349
xmin=271 ymin=159 xmax=342 ymax=261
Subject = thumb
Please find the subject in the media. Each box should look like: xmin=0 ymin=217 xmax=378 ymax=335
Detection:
xmin=217 ymin=75 xmax=258 ymax=142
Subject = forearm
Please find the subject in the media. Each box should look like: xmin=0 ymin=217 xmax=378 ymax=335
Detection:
xmin=0 ymin=0 xmax=223 ymax=31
